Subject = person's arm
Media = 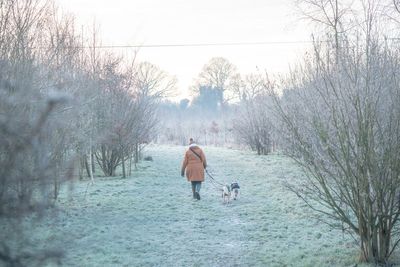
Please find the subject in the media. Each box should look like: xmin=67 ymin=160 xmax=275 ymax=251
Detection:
xmin=201 ymin=150 xmax=207 ymax=169
xmin=181 ymin=152 xmax=188 ymax=176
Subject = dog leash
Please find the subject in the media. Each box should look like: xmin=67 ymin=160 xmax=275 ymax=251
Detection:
xmin=205 ymin=169 xmax=225 ymax=186
xmin=208 ymin=177 xmax=223 ymax=191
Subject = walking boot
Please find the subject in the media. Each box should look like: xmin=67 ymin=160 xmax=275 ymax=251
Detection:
xmin=192 ymin=188 xmax=196 ymax=199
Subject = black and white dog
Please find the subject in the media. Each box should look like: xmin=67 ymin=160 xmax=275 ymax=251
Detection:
xmin=221 ymin=182 xmax=240 ymax=203
xmin=230 ymin=182 xmax=240 ymax=200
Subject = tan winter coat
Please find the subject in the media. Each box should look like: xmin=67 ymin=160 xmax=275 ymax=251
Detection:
xmin=181 ymin=145 xmax=207 ymax=182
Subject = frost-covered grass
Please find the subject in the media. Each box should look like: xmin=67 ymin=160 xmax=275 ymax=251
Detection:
xmin=7 ymin=145 xmax=400 ymax=266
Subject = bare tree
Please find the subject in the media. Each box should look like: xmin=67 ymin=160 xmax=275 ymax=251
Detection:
xmin=233 ymin=73 xmax=276 ymax=154
xmin=295 ymin=0 xmax=354 ymax=58
xmin=91 ymin=59 xmax=174 ymax=177
xmin=0 ymin=1 xmax=179 ymax=266
xmin=0 ymin=1 xmax=82 ymax=265
xmin=191 ymin=57 xmax=239 ymax=104
xmin=91 ymin=55 xmax=125 ymax=177
xmin=134 ymin=61 xmax=177 ymax=99
xmin=128 ymin=62 xmax=174 ymax=163
xmin=273 ymin=34 xmax=400 ymax=263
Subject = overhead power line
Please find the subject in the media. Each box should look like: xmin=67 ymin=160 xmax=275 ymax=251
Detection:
xmin=37 ymin=38 xmax=400 ymax=49
xmin=69 ymin=40 xmax=315 ymax=49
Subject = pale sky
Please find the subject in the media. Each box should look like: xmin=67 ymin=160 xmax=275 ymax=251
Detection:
xmin=55 ymin=0 xmax=312 ymax=99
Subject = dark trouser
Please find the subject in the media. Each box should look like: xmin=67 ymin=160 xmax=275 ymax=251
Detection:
xmin=191 ymin=181 xmax=202 ymax=197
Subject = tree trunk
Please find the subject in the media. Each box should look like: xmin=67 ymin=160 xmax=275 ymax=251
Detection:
xmin=84 ymin=156 xmax=91 ymax=177
xmin=101 ymin=145 xmax=107 ymax=174
xmin=128 ymin=154 xmax=132 ymax=176
xmin=122 ymin=153 xmax=126 ymax=178
xmin=91 ymin=152 xmax=95 ymax=174
xmin=79 ymin=158 xmax=84 ymax=180
xmin=88 ymin=147 xmax=94 ymax=183
xmin=53 ymin=158 xmax=61 ymax=199
xmin=359 ymin=217 xmax=391 ymax=263
xmin=54 ymin=176 xmax=59 ymax=199
xmin=54 ymin=179 xmax=59 ymax=199
xmin=134 ymin=143 xmax=139 ymax=163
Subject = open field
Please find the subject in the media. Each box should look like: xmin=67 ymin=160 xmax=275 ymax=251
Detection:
xmin=5 ymin=145 xmax=398 ymax=266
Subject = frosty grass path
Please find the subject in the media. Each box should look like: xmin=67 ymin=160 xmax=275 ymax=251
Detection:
xmin=42 ymin=145 xmax=364 ymax=266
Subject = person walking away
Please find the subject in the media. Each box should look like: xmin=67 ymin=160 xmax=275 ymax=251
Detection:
xmin=181 ymin=138 xmax=207 ymax=200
